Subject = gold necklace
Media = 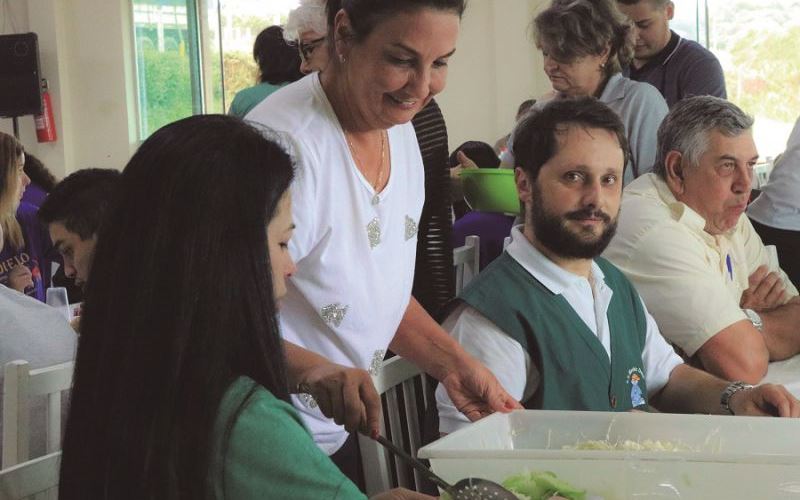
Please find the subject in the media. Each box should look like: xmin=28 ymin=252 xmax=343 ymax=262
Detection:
xmin=345 ymin=130 xmax=386 ymax=205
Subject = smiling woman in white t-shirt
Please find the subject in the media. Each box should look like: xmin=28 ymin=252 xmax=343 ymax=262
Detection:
xmin=247 ymin=0 xmax=520 ymax=482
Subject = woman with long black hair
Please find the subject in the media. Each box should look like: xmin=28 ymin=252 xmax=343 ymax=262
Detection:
xmin=58 ymin=115 xmax=428 ymax=499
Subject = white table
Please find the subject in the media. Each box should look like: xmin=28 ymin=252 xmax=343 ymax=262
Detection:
xmin=762 ymin=354 xmax=800 ymax=397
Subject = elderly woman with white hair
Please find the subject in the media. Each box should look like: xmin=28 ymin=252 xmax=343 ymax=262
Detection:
xmin=285 ymin=0 xmax=331 ymax=74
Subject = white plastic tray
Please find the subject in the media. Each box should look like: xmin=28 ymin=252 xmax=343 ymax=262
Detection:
xmin=418 ymin=410 xmax=800 ymax=499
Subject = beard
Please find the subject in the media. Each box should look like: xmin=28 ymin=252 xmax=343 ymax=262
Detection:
xmin=529 ymin=184 xmax=618 ymax=259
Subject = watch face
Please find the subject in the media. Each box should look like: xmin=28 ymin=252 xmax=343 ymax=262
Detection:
xmin=744 ymin=308 xmax=763 ymax=329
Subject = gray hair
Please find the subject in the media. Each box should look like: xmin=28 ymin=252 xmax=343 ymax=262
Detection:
xmin=653 ymin=96 xmax=754 ymax=179
xmin=284 ymin=0 xmax=328 ymax=41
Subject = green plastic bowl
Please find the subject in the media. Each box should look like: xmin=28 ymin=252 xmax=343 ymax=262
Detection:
xmin=459 ymin=168 xmax=521 ymax=214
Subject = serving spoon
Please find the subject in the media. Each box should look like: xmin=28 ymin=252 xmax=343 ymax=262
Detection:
xmin=372 ymin=434 xmax=518 ymax=500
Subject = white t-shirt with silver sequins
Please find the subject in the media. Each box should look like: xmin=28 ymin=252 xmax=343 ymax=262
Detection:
xmin=247 ymin=73 xmax=425 ymax=455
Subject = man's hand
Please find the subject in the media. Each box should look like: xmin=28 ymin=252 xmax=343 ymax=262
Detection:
xmin=296 ymin=361 xmax=382 ymax=437
xmin=7 ymin=264 xmax=33 ymax=293
xmin=439 ymin=354 xmax=523 ymax=421
xmin=740 ymin=265 xmax=788 ymax=311
xmin=729 ymin=383 xmax=800 ymax=417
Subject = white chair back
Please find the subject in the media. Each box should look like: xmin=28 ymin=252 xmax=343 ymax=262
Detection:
xmin=0 ymin=451 xmax=60 ymax=500
xmin=358 ymin=356 xmax=433 ymax=495
xmin=453 ymin=235 xmax=480 ymax=295
xmin=3 ymin=361 xmax=74 ymax=468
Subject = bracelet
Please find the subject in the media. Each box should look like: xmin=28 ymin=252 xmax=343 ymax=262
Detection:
xmin=720 ymin=380 xmax=754 ymax=415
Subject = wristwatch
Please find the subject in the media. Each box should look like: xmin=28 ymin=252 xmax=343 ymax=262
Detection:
xmin=743 ymin=308 xmax=763 ymax=332
xmin=720 ymin=380 xmax=754 ymax=415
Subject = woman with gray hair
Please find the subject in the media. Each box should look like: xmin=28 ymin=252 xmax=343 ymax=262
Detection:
xmin=285 ymin=0 xmax=331 ymax=74
xmin=502 ymin=0 xmax=668 ymax=184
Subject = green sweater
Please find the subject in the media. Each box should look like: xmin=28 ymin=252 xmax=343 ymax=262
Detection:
xmin=210 ymin=376 xmax=366 ymax=499
xmin=228 ymin=82 xmax=285 ymax=118
xmin=460 ymin=253 xmax=649 ymax=411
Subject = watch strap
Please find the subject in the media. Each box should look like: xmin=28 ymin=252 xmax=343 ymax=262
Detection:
xmin=720 ymin=380 xmax=754 ymax=415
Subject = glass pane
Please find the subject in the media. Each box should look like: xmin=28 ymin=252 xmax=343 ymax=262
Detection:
xmin=218 ymin=0 xmax=299 ymax=112
xmin=672 ymin=0 xmax=701 ymax=43
xmin=132 ymin=0 xmax=196 ymax=138
xmin=707 ymin=0 xmax=800 ymax=159
xmin=201 ymin=0 xmax=225 ymax=114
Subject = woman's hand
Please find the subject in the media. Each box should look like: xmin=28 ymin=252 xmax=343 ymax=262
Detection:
xmin=439 ymin=353 xmax=522 ymax=421
xmin=8 ymin=264 xmax=33 ymax=293
xmin=297 ymin=361 xmax=382 ymax=436
xmin=370 ymin=488 xmax=437 ymax=500
xmin=284 ymin=341 xmax=381 ymax=437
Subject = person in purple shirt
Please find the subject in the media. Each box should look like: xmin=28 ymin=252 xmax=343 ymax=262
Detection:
xmin=0 ymin=201 xmax=54 ymax=302
xmin=0 ymin=132 xmax=53 ymax=301
xmin=450 ymin=141 xmax=516 ymax=270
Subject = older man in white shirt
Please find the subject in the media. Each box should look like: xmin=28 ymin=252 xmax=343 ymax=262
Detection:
xmin=605 ymin=96 xmax=800 ymax=385
xmin=437 ymin=97 xmax=799 ymax=434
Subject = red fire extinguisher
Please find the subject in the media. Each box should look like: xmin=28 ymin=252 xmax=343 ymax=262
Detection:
xmin=35 ymin=78 xmax=57 ymax=143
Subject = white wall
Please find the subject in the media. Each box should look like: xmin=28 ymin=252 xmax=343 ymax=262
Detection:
xmin=0 ymin=0 xmax=136 ymax=179
xmin=437 ymin=0 xmax=551 ymax=151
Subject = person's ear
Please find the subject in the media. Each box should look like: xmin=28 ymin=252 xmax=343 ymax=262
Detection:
xmin=600 ymin=44 xmax=612 ymax=67
xmin=663 ymin=150 xmax=686 ymax=194
xmin=665 ymin=1 xmax=675 ymax=21
xmin=333 ymin=9 xmax=353 ymax=62
xmin=515 ymin=167 xmax=534 ymax=206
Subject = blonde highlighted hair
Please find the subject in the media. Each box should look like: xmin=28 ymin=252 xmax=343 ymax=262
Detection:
xmin=0 ymin=132 xmax=25 ymax=250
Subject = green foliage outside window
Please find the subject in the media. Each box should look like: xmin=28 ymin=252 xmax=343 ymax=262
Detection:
xmin=726 ymin=26 xmax=800 ymax=123
xmin=223 ymin=51 xmax=259 ymax=110
xmin=139 ymin=47 xmax=193 ymax=137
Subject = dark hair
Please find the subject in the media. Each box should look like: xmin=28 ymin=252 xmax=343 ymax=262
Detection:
xmin=254 ymin=25 xmax=304 ymax=84
xmin=534 ymin=0 xmax=633 ymax=78
xmin=653 ymin=96 xmax=753 ymax=180
xmin=38 ymin=168 xmax=120 ymax=240
xmin=327 ymin=0 xmax=466 ymax=42
xmin=448 ymin=141 xmax=500 ymax=169
xmin=516 ymin=99 xmax=537 ymax=121
xmin=23 ymin=153 xmax=57 ymax=192
xmin=59 ymin=115 xmax=294 ymax=500
xmin=512 ymin=97 xmax=630 ymax=180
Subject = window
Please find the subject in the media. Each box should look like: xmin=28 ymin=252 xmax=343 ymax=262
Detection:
xmin=706 ymin=0 xmax=800 ymax=160
xmin=132 ymin=0 xmax=197 ymax=138
xmin=674 ymin=0 xmax=800 ymax=160
xmin=132 ymin=0 xmax=299 ymax=139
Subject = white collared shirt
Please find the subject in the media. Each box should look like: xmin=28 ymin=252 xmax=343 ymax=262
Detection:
xmin=436 ymin=226 xmax=683 ymax=433
xmin=604 ymin=174 xmax=798 ymax=357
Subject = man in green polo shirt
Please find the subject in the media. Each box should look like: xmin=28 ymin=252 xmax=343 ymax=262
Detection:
xmin=436 ymin=97 xmax=799 ymax=434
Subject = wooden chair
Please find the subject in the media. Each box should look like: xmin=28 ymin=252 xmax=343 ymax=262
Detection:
xmin=453 ymin=235 xmax=480 ymax=295
xmin=358 ymin=356 xmax=434 ymax=495
xmin=0 ymin=451 xmax=60 ymax=500
xmin=2 ymin=361 xmax=74 ymax=469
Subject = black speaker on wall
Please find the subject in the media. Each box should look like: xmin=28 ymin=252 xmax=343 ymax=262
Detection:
xmin=0 ymin=32 xmax=43 ymax=118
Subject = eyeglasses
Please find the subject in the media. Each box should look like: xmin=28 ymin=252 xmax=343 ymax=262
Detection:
xmin=298 ymin=36 xmax=326 ymax=62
